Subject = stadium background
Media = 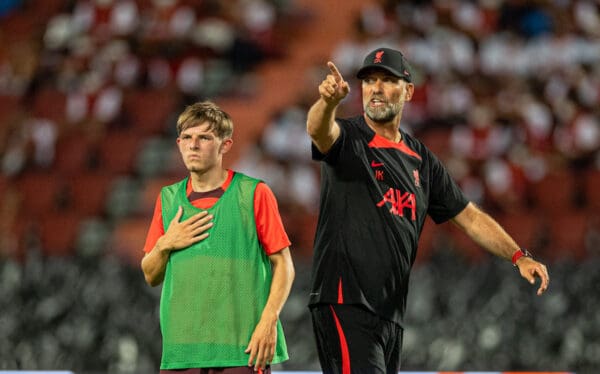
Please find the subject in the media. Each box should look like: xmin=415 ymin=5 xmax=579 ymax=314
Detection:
xmin=0 ymin=0 xmax=598 ymax=372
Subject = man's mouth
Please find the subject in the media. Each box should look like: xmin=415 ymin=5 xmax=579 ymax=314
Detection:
xmin=370 ymin=98 xmax=386 ymax=106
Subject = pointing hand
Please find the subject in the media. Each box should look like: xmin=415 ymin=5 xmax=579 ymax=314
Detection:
xmin=318 ymin=61 xmax=350 ymax=105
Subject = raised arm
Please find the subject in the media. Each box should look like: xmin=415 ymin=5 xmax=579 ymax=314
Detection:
xmin=451 ymin=202 xmax=550 ymax=295
xmin=306 ymin=61 xmax=350 ymax=154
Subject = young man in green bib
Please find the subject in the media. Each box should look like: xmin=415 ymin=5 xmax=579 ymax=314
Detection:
xmin=141 ymin=101 xmax=295 ymax=374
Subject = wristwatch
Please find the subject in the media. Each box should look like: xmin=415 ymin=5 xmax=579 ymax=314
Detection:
xmin=512 ymin=248 xmax=532 ymax=266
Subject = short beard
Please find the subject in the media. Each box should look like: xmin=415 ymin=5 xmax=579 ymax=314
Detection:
xmin=364 ymin=102 xmax=402 ymax=123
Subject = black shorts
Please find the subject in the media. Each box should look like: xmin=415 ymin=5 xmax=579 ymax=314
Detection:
xmin=310 ymin=304 xmax=402 ymax=374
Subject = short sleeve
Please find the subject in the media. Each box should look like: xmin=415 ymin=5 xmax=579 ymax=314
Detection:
xmin=254 ymin=182 xmax=291 ymax=255
xmin=311 ymin=119 xmax=348 ymax=164
xmin=426 ymin=151 xmax=469 ymax=224
xmin=143 ymin=193 xmax=165 ymax=253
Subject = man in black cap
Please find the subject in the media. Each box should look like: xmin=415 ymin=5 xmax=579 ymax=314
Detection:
xmin=305 ymin=47 xmax=550 ymax=373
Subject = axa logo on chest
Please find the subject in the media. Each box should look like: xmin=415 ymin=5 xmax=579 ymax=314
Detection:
xmin=376 ymin=187 xmax=416 ymax=220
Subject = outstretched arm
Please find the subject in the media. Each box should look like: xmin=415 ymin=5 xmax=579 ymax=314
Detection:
xmin=245 ymin=247 xmax=295 ymax=370
xmin=306 ymin=62 xmax=350 ymax=154
xmin=451 ymin=202 xmax=550 ymax=295
xmin=141 ymin=207 xmax=213 ymax=286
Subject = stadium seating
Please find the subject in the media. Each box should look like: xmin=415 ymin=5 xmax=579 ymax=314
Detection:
xmin=68 ymin=172 xmax=114 ymax=217
xmin=37 ymin=212 xmax=82 ymax=256
xmin=97 ymin=131 xmax=144 ymax=174
xmin=122 ymin=88 xmax=178 ymax=135
xmin=15 ymin=172 xmax=66 ymax=218
xmin=53 ymin=134 xmax=98 ymax=176
xmin=529 ymin=171 xmax=578 ymax=214
xmin=584 ymin=169 xmax=600 ymax=211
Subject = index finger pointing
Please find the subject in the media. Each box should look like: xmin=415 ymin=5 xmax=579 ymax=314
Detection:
xmin=327 ymin=61 xmax=343 ymax=82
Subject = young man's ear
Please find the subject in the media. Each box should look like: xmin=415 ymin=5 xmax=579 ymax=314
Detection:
xmin=220 ymin=138 xmax=233 ymax=154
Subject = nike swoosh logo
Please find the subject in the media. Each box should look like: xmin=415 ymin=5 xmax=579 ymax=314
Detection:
xmin=371 ymin=160 xmax=384 ymax=167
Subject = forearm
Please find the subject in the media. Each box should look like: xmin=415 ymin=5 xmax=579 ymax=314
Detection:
xmin=260 ymin=249 xmax=295 ymax=323
xmin=141 ymin=236 xmax=171 ymax=286
xmin=453 ymin=203 xmax=550 ymax=295
xmin=452 ymin=203 xmax=520 ymax=261
xmin=307 ymin=98 xmax=335 ymax=136
xmin=306 ymin=98 xmax=339 ymax=153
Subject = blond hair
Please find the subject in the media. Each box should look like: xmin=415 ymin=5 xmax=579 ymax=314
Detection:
xmin=176 ymin=101 xmax=233 ymax=139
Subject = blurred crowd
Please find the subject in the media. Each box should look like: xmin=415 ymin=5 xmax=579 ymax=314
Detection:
xmin=0 ymin=0 xmax=599 ymax=372
xmin=0 ymin=0 xmax=296 ymax=175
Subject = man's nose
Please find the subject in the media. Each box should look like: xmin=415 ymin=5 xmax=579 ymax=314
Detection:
xmin=189 ymin=137 xmax=200 ymax=148
xmin=372 ymin=79 xmax=384 ymax=92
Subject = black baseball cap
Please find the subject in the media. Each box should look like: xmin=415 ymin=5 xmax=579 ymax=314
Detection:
xmin=356 ymin=47 xmax=412 ymax=83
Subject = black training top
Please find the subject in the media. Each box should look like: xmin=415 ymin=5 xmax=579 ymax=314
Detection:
xmin=309 ymin=115 xmax=469 ymax=326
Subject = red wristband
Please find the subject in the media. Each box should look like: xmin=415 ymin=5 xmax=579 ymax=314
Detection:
xmin=512 ymin=249 xmax=524 ymax=265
